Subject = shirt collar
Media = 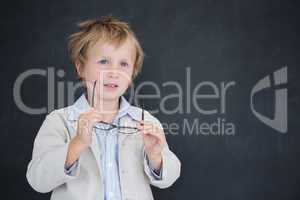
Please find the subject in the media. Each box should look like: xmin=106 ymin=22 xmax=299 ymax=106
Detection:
xmin=66 ymin=94 xmax=142 ymax=122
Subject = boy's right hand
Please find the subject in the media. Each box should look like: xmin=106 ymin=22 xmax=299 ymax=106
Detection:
xmin=74 ymin=108 xmax=104 ymax=149
xmin=65 ymin=108 xmax=103 ymax=169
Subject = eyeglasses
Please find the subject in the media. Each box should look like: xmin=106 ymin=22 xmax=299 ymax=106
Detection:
xmin=91 ymin=80 xmax=144 ymax=134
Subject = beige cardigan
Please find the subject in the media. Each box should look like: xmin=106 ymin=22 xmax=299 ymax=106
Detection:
xmin=26 ymin=99 xmax=181 ymax=200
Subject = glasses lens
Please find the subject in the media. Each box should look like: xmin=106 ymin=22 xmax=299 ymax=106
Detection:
xmin=118 ymin=127 xmax=139 ymax=134
xmin=94 ymin=122 xmax=112 ymax=131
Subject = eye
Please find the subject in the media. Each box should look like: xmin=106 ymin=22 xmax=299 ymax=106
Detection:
xmin=120 ymin=61 xmax=129 ymax=68
xmin=98 ymin=59 xmax=109 ymax=65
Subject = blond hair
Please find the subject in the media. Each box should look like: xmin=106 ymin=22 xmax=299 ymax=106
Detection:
xmin=68 ymin=16 xmax=144 ymax=79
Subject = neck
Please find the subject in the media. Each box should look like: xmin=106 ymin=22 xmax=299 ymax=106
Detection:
xmin=95 ymin=98 xmax=119 ymax=113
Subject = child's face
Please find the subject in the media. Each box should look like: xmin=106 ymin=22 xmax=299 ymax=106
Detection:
xmin=77 ymin=38 xmax=136 ymax=102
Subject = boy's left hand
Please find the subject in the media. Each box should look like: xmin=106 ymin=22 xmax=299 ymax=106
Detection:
xmin=137 ymin=120 xmax=167 ymax=172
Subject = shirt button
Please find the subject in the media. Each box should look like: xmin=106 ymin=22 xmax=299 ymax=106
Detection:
xmin=108 ymin=162 xmax=113 ymax=168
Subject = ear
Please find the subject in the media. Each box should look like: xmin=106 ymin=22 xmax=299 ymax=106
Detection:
xmin=75 ymin=60 xmax=84 ymax=78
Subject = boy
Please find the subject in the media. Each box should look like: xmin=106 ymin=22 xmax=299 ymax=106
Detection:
xmin=26 ymin=16 xmax=181 ymax=200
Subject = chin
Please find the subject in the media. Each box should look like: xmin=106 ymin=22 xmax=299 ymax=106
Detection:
xmin=101 ymin=87 xmax=127 ymax=101
xmin=102 ymin=94 xmax=121 ymax=101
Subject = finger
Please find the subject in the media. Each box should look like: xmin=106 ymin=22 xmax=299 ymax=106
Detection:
xmin=139 ymin=124 xmax=155 ymax=133
xmin=143 ymin=134 xmax=157 ymax=146
xmin=138 ymin=125 xmax=154 ymax=135
xmin=138 ymin=122 xmax=164 ymax=140
xmin=89 ymin=117 xmax=104 ymax=127
xmin=141 ymin=122 xmax=160 ymax=131
xmin=88 ymin=108 xmax=103 ymax=116
xmin=143 ymin=125 xmax=160 ymax=136
xmin=87 ymin=111 xmax=102 ymax=120
xmin=142 ymin=130 xmax=161 ymax=143
xmin=137 ymin=122 xmax=144 ymax=131
xmin=145 ymin=128 xmax=167 ymax=145
xmin=88 ymin=110 xmax=104 ymax=120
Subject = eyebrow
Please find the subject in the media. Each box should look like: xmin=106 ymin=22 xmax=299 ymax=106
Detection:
xmin=120 ymin=59 xmax=129 ymax=63
xmin=97 ymin=56 xmax=130 ymax=61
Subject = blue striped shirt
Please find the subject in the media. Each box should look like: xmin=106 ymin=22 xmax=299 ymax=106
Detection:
xmin=65 ymin=95 xmax=161 ymax=200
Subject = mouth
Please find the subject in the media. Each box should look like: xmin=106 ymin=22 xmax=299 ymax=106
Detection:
xmin=103 ymin=83 xmax=119 ymax=88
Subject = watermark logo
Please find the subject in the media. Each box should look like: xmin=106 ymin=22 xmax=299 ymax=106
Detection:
xmin=250 ymin=67 xmax=288 ymax=133
xmin=13 ymin=66 xmax=288 ymax=136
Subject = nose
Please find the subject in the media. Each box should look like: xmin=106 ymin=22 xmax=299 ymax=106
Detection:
xmin=107 ymin=66 xmax=119 ymax=78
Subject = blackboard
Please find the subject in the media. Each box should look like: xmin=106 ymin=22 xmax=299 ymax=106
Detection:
xmin=1 ymin=0 xmax=299 ymax=199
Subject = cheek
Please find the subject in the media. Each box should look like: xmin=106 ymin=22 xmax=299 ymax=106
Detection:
xmin=121 ymin=77 xmax=132 ymax=87
xmin=119 ymin=69 xmax=133 ymax=82
xmin=83 ymin=65 xmax=101 ymax=80
xmin=119 ymin=74 xmax=132 ymax=89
